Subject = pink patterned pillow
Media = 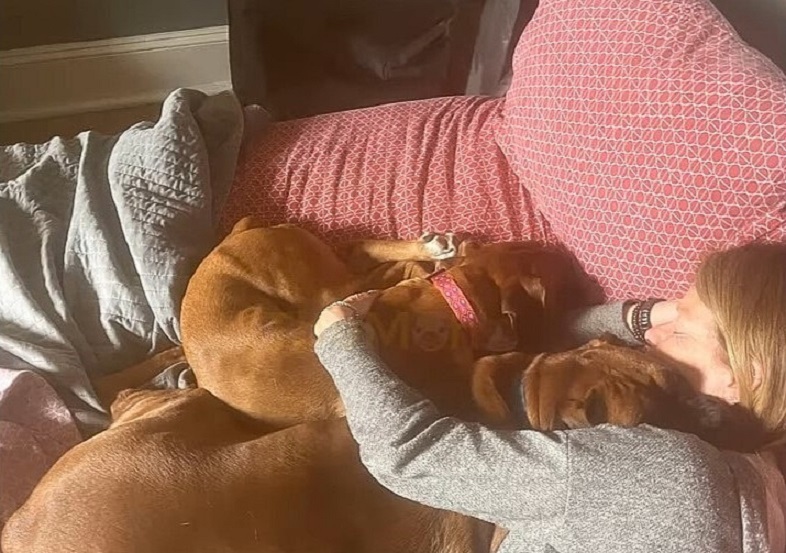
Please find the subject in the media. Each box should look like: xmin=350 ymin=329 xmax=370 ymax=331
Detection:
xmin=222 ymin=97 xmax=551 ymax=244
xmin=497 ymin=0 xmax=786 ymax=300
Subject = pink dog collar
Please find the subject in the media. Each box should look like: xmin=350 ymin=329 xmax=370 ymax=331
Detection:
xmin=427 ymin=269 xmax=481 ymax=344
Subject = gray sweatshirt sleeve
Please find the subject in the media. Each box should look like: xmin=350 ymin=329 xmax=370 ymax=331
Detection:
xmin=315 ymin=319 xmax=762 ymax=552
xmin=563 ymin=301 xmax=639 ymax=346
xmin=314 ymin=319 xmax=569 ymax=527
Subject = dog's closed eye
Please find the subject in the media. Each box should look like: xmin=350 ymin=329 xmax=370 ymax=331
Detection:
xmin=584 ymin=388 xmax=608 ymax=426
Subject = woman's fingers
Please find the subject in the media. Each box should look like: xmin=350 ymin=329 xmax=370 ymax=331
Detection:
xmin=650 ymin=299 xmax=679 ymax=328
xmin=339 ymin=290 xmax=381 ymax=318
xmin=313 ymin=290 xmax=382 ymax=338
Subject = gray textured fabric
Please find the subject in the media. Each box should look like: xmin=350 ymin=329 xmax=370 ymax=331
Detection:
xmin=315 ymin=320 xmax=777 ymax=552
xmin=564 ymin=301 xmax=639 ymax=347
xmin=0 ymin=89 xmax=243 ymax=435
xmin=143 ymin=362 xmax=195 ymax=391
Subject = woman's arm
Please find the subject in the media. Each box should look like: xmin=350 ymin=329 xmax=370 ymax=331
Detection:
xmin=315 ymin=316 xmax=748 ymax=550
xmin=563 ymin=301 xmax=638 ymax=346
xmin=563 ymin=300 xmax=677 ymax=347
xmin=315 ymin=319 xmax=569 ymax=527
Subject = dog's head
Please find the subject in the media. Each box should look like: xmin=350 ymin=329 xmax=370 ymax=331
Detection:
xmin=521 ymin=338 xmax=769 ymax=452
xmin=523 ymin=338 xmax=672 ymax=430
xmin=466 ymin=340 xmax=668 ymax=431
xmin=366 ymin=241 xmax=585 ymax=358
xmin=362 ymin=240 xmax=593 ymax=420
xmin=444 ymin=241 xmax=595 ymax=353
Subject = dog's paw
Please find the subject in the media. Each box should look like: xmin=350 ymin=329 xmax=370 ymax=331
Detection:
xmin=420 ymin=232 xmax=459 ymax=260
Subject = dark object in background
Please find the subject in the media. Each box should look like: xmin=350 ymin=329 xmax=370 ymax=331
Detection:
xmin=709 ymin=0 xmax=786 ymax=73
xmin=228 ymin=0 xmax=488 ymax=120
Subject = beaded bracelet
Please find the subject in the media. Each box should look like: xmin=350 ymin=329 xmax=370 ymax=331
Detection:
xmin=625 ymin=298 xmax=664 ymax=343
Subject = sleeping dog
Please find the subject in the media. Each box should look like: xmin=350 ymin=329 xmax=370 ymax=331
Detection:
xmin=179 ymin=217 xmax=591 ymax=428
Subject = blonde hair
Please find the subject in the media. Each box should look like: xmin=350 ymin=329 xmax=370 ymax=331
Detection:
xmin=695 ymin=242 xmax=786 ymax=439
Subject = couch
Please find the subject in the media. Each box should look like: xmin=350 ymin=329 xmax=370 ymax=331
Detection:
xmin=221 ymin=0 xmax=786 ymax=301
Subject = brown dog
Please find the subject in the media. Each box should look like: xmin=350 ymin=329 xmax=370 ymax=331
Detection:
xmin=181 ymin=220 xmax=456 ymax=427
xmin=180 ymin=218 xmax=589 ymax=427
xmin=2 ymin=388 xmax=493 ymax=553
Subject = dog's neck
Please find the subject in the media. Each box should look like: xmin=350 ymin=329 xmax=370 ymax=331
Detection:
xmin=427 ymin=269 xmax=481 ymax=346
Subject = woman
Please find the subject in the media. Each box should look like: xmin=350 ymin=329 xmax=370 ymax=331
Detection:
xmin=313 ymin=242 xmax=786 ymax=552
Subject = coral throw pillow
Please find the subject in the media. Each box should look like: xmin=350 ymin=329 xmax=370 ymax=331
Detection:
xmin=497 ymin=0 xmax=786 ymax=299
xmin=222 ymin=97 xmax=551 ymax=245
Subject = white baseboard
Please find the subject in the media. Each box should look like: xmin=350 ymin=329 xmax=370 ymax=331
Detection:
xmin=0 ymin=26 xmax=232 ymax=124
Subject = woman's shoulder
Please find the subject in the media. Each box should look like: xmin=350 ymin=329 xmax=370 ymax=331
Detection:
xmin=567 ymin=422 xmax=722 ymax=453
xmin=561 ymin=424 xmax=758 ymax=511
xmin=559 ymin=425 xmax=771 ymax=551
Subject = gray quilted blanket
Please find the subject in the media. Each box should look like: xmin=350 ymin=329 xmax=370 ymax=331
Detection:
xmin=0 ymin=89 xmax=243 ymax=435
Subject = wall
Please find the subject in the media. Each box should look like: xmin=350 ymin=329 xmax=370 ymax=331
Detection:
xmin=710 ymin=0 xmax=786 ymax=71
xmin=0 ymin=0 xmax=227 ymax=50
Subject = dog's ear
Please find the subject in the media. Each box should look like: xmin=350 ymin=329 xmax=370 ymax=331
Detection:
xmin=457 ymin=239 xmax=483 ymax=258
xmin=473 ymin=352 xmax=535 ymax=428
xmin=499 ymin=277 xmax=543 ymax=325
xmin=579 ymin=368 xmax=652 ymax=428
xmin=579 ymin=382 xmax=637 ymax=428
xmin=477 ymin=279 xmax=524 ymax=353
xmin=471 ymin=358 xmax=515 ymax=427
xmin=230 ymin=215 xmax=266 ymax=235
xmin=517 ymin=275 xmax=546 ymax=308
xmin=486 ymin=276 xmax=549 ymax=353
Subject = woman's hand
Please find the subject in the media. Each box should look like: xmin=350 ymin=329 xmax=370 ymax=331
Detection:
xmin=643 ymin=287 xmax=738 ymax=403
xmin=314 ymin=290 xmax=381 ymax=338
xmin=648 ymin=299 xmax=678 ymax=329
